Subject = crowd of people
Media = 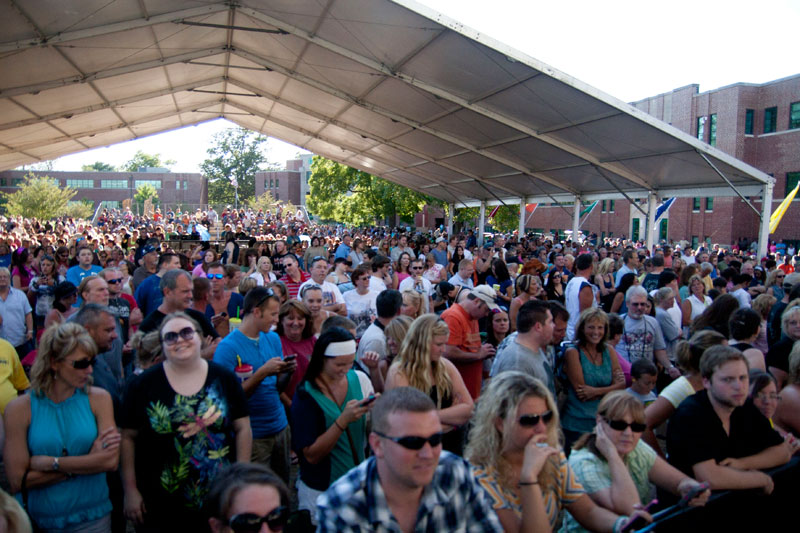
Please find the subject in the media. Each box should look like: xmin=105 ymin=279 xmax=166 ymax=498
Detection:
xmin=0 ymin=206 xmax=798 ymax=532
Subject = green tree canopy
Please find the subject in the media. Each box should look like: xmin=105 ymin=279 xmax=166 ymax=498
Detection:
xmin=122 ymin=150 xmax=175 ymax=172
xmin=81 ymin=161 xmax=117 ymax=172
xmin=134 ymin=183 xmax=159 ymax=213
xmin=1 ymin=173 xmax=77 ymax=219
xmin=307 ymin=157 xmax=441 ymax=226
xmin=64 ymin=200 xmax=95 ymax=219
xmin=202 ymin=128 xmax=271 ymax=206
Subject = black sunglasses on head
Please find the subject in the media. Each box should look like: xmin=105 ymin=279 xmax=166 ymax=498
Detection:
xmin=374 ymin=431 xmax=443 ymax=450
xmin=605 ymin=418 xmax=647 ymax=432
xmin=519 ymin=410 xmax=554 ymax=427
xmin=227 ymin=507 xmax=289 ymax=533
xmin=71 ymin=357 xmax=96 ymax=370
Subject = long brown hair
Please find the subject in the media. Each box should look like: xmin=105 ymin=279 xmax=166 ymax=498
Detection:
xmin=572 ymin=391 xmax=644 ymax=455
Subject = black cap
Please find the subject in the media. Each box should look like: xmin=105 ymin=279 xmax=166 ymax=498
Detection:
xmin=54 ymin=281 xmax=77 ymax=301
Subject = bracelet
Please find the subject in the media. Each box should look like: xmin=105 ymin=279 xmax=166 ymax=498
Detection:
xmin=518 ymin=480 xmax=539 ymax=486
xmin=334 ymin=420 xmax=345 ymax=431
xmin=613 ymin=516 xmax=628 ymax=533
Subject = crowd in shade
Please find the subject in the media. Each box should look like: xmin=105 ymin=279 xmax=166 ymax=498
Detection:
xmin=0 ymin=204 xmax=798 ymax=532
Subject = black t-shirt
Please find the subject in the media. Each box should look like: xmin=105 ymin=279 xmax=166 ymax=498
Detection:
xmin=139 ymin=308 xmax=219 ymax=339
xmin=766 ymin=336 xmax=794 ymax=374
xmin=108 ymin=296 xmax=131 ymax=342
xmin=121 ymin=362 xmax=248 ymax=529
xmin=666 ymin=390 xmax=783 ymax=477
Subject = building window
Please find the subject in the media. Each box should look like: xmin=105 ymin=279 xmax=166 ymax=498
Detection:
xmin=265 ymin=179 xmax=269 ymax=189
xmin=176 ymin=181 xmax=181 ymax=189
xmin=275 ymin=179 xmax=279 ymax=188
xmin=601 ymin=200 xmax=606 ymax=212
xmin=183 ymin=181 xmax=188 ymax=189
xmin=100 ymin=200 xmax=121 ymax=210
xmin=709 ymin=114 xmax=717 ymax=146
xmin=66 ymin=179 xmax=94 ymax=188
xmin=696 ymin=116 xmax=706 ymax=141
xmin=601 ymin=231 xmax=606 ymax=240
xmin=609 ymin=200 xmax=615 ymax=213
xmin=691 ymin=236 xmax=699 ymax=249
xmin=764 ymin=107 xmax=777 ymax=134
xmin=631 ymin=218 xmax=640 ymax=242
xmin=786 ymin=172 xmax=800 ymax=196
xmin=134 ymin=180 xmax=161 ymax=189
xmin=705 ymin=197 xmax=713 ymax=211
xmin=0 ymin=178 xmax=6 ymax=186
xmin=12 ymin=179 xmax=22 ymax=187
xmin=275 ymin=192 xmax=279 ymax=200
xmin=101 ymin=180 xmax=127 ymax=188
xmin=692 ymin=197 xmax=701 ymax=212
xmin=745 ymin=109 xmax=754 ymax=134
xmin=269 ymin=179 xmax=273 ymax=188
xmin=659 ymin=219 xmax=668 ymax=241
xmin=790 ymin=102 xmax=800 ymax=130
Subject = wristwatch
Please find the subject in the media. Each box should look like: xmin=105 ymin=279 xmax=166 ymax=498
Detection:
xmin=52 ymin=456 xmax=60 ymax=471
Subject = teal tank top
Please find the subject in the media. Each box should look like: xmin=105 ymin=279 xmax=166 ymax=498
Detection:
xmin=562 ymin=347 xmax=613 ymax=433
xmin=22 ymin=389 xmax=111 ymax=529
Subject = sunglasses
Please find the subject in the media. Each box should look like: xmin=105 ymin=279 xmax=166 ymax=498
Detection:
xmin=71 ymin=357 xmax=96 ymax=370
xmin=162 ymin=326 xmax=197 ymax=345
xmin=207 ymin=273 xmax=224 ymax=279
xmin=227 ymin=507 xmax=289 ymax=533
xmin=107 ymin=278 xmax=123 ymax=284
xmin=519 ymin=410 xmax=554 ymax=427
xmin=312 ymin=256 xmax=327 ymax=263
xmin=605 ymin=418 xmax=647 ymax=432
xmin=374 ymin=431 xmax=443 ymax=450
xmin=410 ymin=266 xmax=423 ymax=270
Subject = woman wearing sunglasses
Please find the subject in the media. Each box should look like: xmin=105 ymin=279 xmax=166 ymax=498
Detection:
xmin=4 ymin=322 xmax=119 ymax=531
xmin=290 ymin=327 xmax=375 ymax=524
xmin=385 ymin=314 xmax=473 ymax=455
xmin=563 ymin=391 xmax=709 ymax=532
xmin=120 ymin=312 xmax=251 ymax=532
xmin=467 ymin=372 xmax=651 ymax=533
xmin=207 ymin=462 xmax=290 ymax=533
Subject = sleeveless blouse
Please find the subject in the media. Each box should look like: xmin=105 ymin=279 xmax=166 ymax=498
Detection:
xmin=562 ymin=347 xmax=613 ymax=434
xmin=24 ymin=390 xmax=111 ymax=529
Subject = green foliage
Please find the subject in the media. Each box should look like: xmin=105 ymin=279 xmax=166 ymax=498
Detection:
xmin=122 ymin=150 xmax=175 ymax=172
xmin=489 ymin=205 xmax=521 ymax=233
xmin=64 ymin=200 xmax=95 ymax=220
xmin=81 ymin=161 xmax=117 ymax=172
xmin=134 ymin=183 xmax=159 ymax=213
xmin=307 ymin=157 xmax=441 ymax=226
xmin=202 ymin=128 xmax=271 ymax=206
xmin=452 ymin=207 xmax=480 ymax=224
xmin=1 ymin=173 xmax=77 ymax=219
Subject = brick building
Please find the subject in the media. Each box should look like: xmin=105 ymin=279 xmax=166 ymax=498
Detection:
xmin=0 ymin=169 xmax=207 ymax=212
xmin=525 ymin=74 xmax=800 ymax=247
xmin=255 ymin=154 xmax=312 ymax=206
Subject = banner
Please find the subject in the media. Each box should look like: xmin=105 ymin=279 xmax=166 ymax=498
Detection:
xmin=579 ymin=200 xmax=598 ymax=218
xmin=488 ymin=205 xmax=501 ymax=218
xmin=770 ymin=183 xmax=799 ymax=234
xmin=524 ymin=203 xmax=538 ymax=225
xmin=654 ymin=197 xmax=676 ymax=222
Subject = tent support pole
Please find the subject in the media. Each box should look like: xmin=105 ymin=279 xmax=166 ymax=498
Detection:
xmin=758 ymin=182 xmax=773 ymax=260
xmin=646 ymin=192 xmax=658 ymax=252
xmin=697 ymin=151 xmax=761 ymax=217
xmin=447 ymin=203 xmax=455 ymax=237
xmin=478 ymin=202 xmax=486 ymax=246
xmin=594 ymin=166 xmax=649 ymax=217
xmin=572 ymin=197 xmax=581 ymax=243
xmin=518 ymin=197 xmax=526 ymax=238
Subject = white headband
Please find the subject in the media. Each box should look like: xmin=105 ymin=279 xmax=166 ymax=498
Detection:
xmin=324 ymin=340 xmax=357 ymax=357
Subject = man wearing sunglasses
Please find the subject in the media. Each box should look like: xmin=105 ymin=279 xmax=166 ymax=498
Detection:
xmin=317 ymin=387 xmax=502 ymax=532
xmin=615 ymin=286 xmax=677 ymax=379
xmin=398 ymin=259 xmax=433 ymax=311
xmin=214 ymin=287 xmax=296 ymax=483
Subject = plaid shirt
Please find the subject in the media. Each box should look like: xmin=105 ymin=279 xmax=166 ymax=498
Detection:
xmin=317 ymin=451 xmax=503 ymax=533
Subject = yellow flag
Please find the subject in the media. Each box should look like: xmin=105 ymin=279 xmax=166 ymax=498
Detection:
xmin=770 ymin=183 xmax=799 ymax=234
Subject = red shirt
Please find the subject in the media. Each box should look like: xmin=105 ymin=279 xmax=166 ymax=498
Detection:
xmin=280 ymin=271 xmax=311 ymax=299
xmin=441 ymin=303 xmax=483 ymax=400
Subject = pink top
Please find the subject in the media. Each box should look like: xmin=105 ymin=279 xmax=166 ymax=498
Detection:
xmin=280 ymin=335 xmax=317 ymax=400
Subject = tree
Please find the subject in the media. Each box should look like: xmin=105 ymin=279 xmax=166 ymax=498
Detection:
xmin=134 ymin=183 xmax=159 ymax=214
xmin=202 ymin=127 xmax=272 ymax=207
xmin=122 ymin=150 xmax=175 ymax=172
xmin=247 ymin=191 xmax=299 ymax=219
xmin=1 ymin=173 xmax=77 ymax=219
xmin=307 ymin=157 xmax=441 ymax=226
xmin=489 ymin=205 xmax=521 ymax=234
xmin=64 ymin=200 xmax=95 ymax=219
xmin=81 ymin=161 xmax=117 ymax=172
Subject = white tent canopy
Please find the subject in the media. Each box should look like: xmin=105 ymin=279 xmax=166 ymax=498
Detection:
xmin=0 ymin=0 xmax=774 ymax=254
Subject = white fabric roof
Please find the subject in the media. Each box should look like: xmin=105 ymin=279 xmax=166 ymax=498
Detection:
xmin=0 ymin=0 xmax=773 ymax=206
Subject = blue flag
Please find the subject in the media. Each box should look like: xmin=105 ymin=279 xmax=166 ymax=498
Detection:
xmin=654 ymin=197 xmax=676 ymax=222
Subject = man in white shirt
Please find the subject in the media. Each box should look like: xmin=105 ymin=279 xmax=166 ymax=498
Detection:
xmin=614 ymin=249 xmax=639 ymax=287
xmin=344 ymin=265 xmax=379 ymax=339
xmin=448 ymin=259 xmax=475 ymax=288
xmin=398 ymin=259 xmax=433 ymax=311
xmin=299 ymin=256 xmax=346 ymax=316
xmin=369 ymin=255 xmax=391 ymax=293
xmin=564 ymin=254 xmax=598 ymax=341
xmin=731 ymin=273 xmax=753 ymax=308
xmin=390 ymin=235 xmax=415 ymax=264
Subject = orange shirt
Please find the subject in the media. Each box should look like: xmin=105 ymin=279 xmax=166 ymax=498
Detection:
xmin=441 ymin=303 xmax=483 ymax=399
xmin=778 ymin=264 xmax=794 ymax=275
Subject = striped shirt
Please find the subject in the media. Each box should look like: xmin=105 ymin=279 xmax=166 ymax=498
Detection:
xmin=279 ymin=271 xmax=310 ymax=300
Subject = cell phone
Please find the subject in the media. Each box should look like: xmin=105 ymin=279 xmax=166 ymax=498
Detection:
xmin=284 ymin=354 xmax=297 ymax=363
xmin=221 ymin=312 xmax=227 ymax=317
xmin=360 ymin=394 xmax=377 ymax=406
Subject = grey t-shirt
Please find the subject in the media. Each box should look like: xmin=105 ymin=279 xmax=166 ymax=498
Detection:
xmin=616 ymin=314 xmax=666 ymax=364
xmin=490 ymin=338 xmax=556 ymax=399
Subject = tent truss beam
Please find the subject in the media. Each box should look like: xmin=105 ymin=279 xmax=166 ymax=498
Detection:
xmin=697 ymin=150 xmax=761 ymax=218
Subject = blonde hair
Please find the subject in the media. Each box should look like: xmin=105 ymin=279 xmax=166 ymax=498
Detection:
xmin=789 ymin=342 xmax=800 ymax=385
xmin=0 ymin=489 xmax=32 ymax=533
xmin=32 ymin=322 xmax=97 ymax=395
xmin=465 ymin=371 xmax=560 ymax=488
xmin=752 ymin=293 xmax=776 ymax=320
xmin=781 ymin=301 xmax=800 ymax=339
xmin=597 ymin=258 xmax=616 ymax=276
xmin=385 ymin=315 xmax=413 ymax=353
xmin=392 ymin=314 xmax=452 ymax=405
xmin=401 ymin=289 xmax=424 ymax=319
xmin=130 ymin=329 xmax=163 ymax=369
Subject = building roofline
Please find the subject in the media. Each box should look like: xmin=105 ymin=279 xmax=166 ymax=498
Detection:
xmin=633 ymin=73 xmax=800 ymax=103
